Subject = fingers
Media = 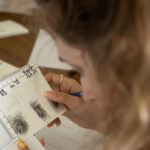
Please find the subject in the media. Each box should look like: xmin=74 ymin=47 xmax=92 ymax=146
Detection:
xmin=18 ymin=138 xmax=45 ymax=150
xmin=45 ymin=73 xmax=63 ymax=87
xmin=46 ymin=91 xmax=84 ymax=110
xmin=47 ymin=118 xmax=61 ymax=127
xmin=18 ymin=139 xmax=29 ymax=150
xmin=47 ymin=120 xmax=55 ymax=127
xmin=45 ymin=73 xmax=81 ymax=93
xmin=40 ymin=138 xmax=45 ymax=147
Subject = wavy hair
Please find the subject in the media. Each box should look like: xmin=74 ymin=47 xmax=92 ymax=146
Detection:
xmin=36 ymin=0 xmax=150 ymax=149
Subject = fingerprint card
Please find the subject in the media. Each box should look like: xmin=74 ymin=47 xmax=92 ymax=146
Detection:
xmin=0 ymin=64 xmax=66 ymax=140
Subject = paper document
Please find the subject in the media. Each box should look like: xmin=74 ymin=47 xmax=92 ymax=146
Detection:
xmin=0 ymin=20 xmax=29 ymax=39
xmin=0 ymin=60 xmax=18 ymax=77
xmin=0 ymin=132 xmax=45 ymax=150
xmin=36 ymin=116 xmax=106 ymax=150
xmin=0 ymin=60 xmax=45 ymax=150
xmin=29 ymin=29 xmax=72 ymax=70
xmin=0 ymin=63 xmax=66 ymax=140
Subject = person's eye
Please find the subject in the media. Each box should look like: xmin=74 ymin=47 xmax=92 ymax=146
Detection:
xmin=73 ymin=67 xmax=84 ymax=77
xmin=59 ymin=57 xmax=64 ymax=62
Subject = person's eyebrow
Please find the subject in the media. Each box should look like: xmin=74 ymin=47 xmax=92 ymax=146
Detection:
xmin=59 ymin=56 xmax=79 ymax=69
xmin=59 ymin=56 xmax=75 ymax=67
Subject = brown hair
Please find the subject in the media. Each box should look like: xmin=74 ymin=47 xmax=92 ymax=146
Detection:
xmin=36 ymin=0 xmax=150 ymax=149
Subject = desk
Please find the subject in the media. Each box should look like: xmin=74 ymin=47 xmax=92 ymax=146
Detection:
xmin=0 ymin=12 xmax=80 ymax=81
xmin=0 ymin=12 xmax=37 ymax=67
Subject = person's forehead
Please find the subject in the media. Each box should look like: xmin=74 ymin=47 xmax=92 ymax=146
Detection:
xmin=56 ymin=38 xmax=83 ymax=64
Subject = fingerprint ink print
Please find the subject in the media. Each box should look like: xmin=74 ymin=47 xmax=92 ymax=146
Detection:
xmin=11 ymin=114 xmax=28 ymax=135
xmin=30 ymin=100 xmax=49 ymax=121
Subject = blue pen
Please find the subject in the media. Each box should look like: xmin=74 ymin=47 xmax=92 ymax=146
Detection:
xmin=50 ymin=91 xmax=82 ymax=107
xmin=70 ymin=91 xmax=82 ymax=97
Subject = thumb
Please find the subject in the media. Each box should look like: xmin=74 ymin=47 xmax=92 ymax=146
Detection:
xmin=18 ymin=139 xmax=29 ymax=150
xmin=46 ymin=91 xmax=84 ymax=110
xmin=40 ymin=137 xmax=45 ymax=147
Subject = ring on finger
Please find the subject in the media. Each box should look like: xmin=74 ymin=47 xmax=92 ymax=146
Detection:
xmin=59 ymin=74 xmax=64 ymax=85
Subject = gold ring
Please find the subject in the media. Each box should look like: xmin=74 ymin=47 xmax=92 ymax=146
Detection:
xmin=59 ymin=74 xmax=63 ymax=85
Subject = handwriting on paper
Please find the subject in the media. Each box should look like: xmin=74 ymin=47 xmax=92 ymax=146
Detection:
xmin=0 ymin=65 xmax=38 ymax=98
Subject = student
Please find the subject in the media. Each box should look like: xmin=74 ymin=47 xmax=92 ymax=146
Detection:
xmin=18 ymin=0 xmax=150 ymax=150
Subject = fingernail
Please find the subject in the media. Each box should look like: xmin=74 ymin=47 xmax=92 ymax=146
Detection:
xmin=46 ymin=91 xmax=56 ymax=98
xmin=18 ymin=139 xmax=26 ymax=148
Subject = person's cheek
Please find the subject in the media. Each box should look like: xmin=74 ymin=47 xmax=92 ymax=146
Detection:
xmin=80 ymin=76 xmax=95 ymax=101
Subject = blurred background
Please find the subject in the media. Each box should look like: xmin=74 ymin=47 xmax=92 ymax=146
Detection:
xmin=0 ymin=0 xmax=38 ymax=14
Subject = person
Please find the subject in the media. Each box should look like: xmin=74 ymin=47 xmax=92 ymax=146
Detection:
xmin=18 ymin=0 xmax=150 ymax=150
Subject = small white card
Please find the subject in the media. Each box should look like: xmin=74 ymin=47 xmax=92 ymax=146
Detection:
xmin=0 ymin=20 xmax=29 ymax=39
xmin=0 ymin=64 xmax=66 ymax=140
xmin=0 ymin=60 xmax=45 ymax=150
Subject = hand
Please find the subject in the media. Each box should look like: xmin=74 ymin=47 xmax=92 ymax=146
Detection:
xmin=18 ymin=138 xmax=45 ymax=150
xmin=45 ymin=73 xmax=89 ymax=128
